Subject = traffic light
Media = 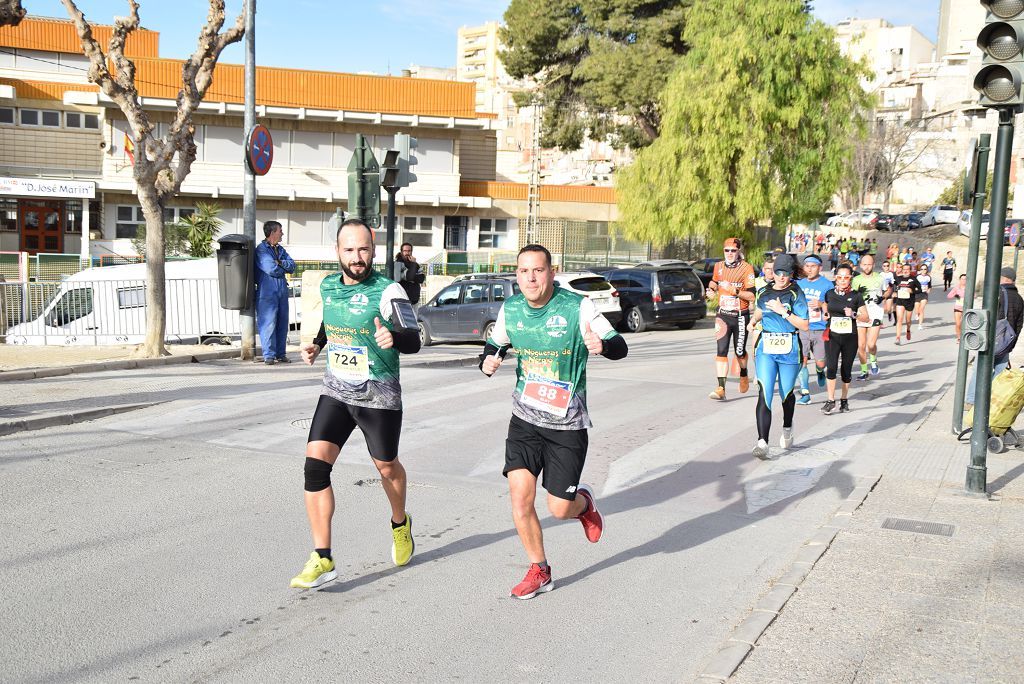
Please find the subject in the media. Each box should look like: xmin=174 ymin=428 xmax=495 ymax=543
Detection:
xmin=974 ymin=0 xmax=1024 ymax=109
xmin=394 ymin=133 xmax=418 ymax=188
xmin=963 ymin=308 xmax=990 ymax=351
xmin=380 ymin=149 xmax=400 ymax=189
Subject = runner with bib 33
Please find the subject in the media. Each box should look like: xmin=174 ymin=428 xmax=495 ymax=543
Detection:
xmin=746 ymin=254 xmax=809 ymax=460
xmin=481 ymin=244 xmax=627 ymax=600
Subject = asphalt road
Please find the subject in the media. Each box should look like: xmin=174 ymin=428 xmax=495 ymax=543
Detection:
xmin=0 ymin=297 xmax=963 ymax=683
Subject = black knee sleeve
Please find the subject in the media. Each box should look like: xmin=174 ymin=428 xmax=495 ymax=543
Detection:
xmin=304 ymin=457 xmax=333 ymax=492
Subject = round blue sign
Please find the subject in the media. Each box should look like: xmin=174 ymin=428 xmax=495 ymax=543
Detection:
xmin=1011 ymin=222 xmax=1020 ymax=248
xmin=246 ymin=125 xmax=273 ymax=176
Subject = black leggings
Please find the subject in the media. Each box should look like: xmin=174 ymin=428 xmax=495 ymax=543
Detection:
xmin=756 ymin=387 xmax=795 ymax=441
xmin=943 ymin=269 xmax=954 ymax=290
xmin=825 ymin=333 xmax=858 ymax=384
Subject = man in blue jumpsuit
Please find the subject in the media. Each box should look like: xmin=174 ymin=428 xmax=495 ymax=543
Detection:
xmin=255 ymin=220 xmax=296 ymax=365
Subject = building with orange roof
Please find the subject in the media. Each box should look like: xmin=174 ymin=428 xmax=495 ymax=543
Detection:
xmin=0 ymin=15 xmax=621 ymax=273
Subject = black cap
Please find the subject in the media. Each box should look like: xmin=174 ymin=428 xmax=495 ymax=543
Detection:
xmin=774 ymin=254 xmax=796 ymax=276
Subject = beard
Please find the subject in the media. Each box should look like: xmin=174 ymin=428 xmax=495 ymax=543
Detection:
xmin=340 ymin=260 xmax=371 ymax=282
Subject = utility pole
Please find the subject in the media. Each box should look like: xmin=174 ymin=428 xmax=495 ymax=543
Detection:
xmin=952 ymin=134 xmax=990 ymax=435
xmin=525 ymin=103 xmax=542 ymax=245
xmin=240 ymin=0 xmax=256 ymax=360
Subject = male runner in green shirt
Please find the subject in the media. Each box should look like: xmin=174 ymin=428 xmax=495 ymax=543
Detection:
xmin=481 ymin=244 xmax=628 ymax=599
xmin=289 ymin=219 xmax=422 ymax=589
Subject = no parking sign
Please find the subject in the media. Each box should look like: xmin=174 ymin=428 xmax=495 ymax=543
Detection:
xmin=245 ymin=125 xmax=274 ymax=176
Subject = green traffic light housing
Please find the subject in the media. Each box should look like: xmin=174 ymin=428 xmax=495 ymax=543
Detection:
xmin=975 ymin=2 xmax=1024 ymax=108
xmin=381 ymin=149 xmax=400 ymax=188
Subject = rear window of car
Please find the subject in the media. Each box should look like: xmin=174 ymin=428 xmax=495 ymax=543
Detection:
xmin=568 ymin=277 xmax=611 ymax=292
xmin=657 ymin=269 xmax=702 ymax=292
xmin=939 ymin=205 xmax=957 ymax=211
xmin=608 ymin=271 xmax=651 ymax=289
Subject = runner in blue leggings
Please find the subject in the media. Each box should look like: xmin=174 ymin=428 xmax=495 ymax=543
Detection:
xmin=746 ymin=254 xmax=810 ymax=459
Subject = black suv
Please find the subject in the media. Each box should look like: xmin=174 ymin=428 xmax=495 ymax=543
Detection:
xmin=600 ymin=261 xmax=706 ymax=332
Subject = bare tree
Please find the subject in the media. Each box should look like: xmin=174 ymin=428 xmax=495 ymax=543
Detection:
xmin=0 ymin=0 xmax=25 ymax=26
xmin=61 ymin=0 xmax=243 ymax=356
xmin=872 ymin=117 xmax=948 ymax=213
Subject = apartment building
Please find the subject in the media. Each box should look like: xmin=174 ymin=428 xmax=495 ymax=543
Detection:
xmin=0 ymin=16 xmax=618 ymax=265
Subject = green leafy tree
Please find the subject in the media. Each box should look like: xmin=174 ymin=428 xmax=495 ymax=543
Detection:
xmin=616 ymin=0 xmax=869 ymax=248
xmin=178 ymin=201 xmax=223 ymax=258
xmin=500 ymin=0 xmax=690 ymax=150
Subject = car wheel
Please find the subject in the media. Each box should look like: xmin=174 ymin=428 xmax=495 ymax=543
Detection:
xmin=625 ymin=306 xmax=647 ymax=333
xmin=676 ymin=321 xmax=696 ymax=330
xmin=482 ymin=321 xmax=495 ymax=342
xmin=418 ymin=321 xmax=432 ymax=347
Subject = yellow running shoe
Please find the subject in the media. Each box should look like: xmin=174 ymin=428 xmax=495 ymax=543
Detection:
xmin=290 ymin=551 xmax=337 ymax=589
xmin=391 ymin=513 xmax=414 ymax=566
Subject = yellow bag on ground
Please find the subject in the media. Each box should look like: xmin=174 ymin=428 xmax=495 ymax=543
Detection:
xmin=990 ymin=369 xmax=1024 ymax=436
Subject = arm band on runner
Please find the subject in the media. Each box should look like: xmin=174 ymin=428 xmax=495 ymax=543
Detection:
xmin=392 ymin=327 xmax=421 ymax=354
xmin=313 ymin=322 xmax=327 ymax=349
xmin=478 ymin=342 xmax=509 ymax=373
xmin=600 ymin=334 xmax=628 ymax=360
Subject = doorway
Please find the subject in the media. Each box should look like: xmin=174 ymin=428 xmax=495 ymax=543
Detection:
xmin=20 ymin=200 xmax=63 ymax=254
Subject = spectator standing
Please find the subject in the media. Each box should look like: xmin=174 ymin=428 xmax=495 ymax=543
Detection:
xmin=255 ymin=220 xmax=297 ymax=365
xmin=393 ymin=242 xmax=426 ymax=309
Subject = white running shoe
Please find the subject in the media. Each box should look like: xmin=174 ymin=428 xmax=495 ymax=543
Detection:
xmin=780 ymin=427 xmax=794 ymax=449
xmin=752 ymin=439 xmax=770 ymax=460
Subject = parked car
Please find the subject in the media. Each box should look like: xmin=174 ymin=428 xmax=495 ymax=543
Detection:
xmin=921 ymin=205 xmax=960 ymax=226
xmin=875 ymin=214 xmax=898 ymax=231
xmin=417 ymin=277 xmax=517 ymax=346
xmin=602 ymin=262 xmax=706 ymax=333
xmin=842 ymin=209 xmax=879 ymax=227
xmin=688 ymin=257 xmax=724 ymax=288
xmin=825 ymin=211 xmax=852 ymax=227
xmin=895 ymin=212 xmax=925 ymax=231
xmin=453 ymin=270 xmax=621 ymax=325
xmin=957 ymin=210 xmax=991 ymax=239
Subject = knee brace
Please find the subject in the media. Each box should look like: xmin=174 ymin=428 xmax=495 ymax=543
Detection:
xmin=304 ymin=457 xmax=333 ymax=492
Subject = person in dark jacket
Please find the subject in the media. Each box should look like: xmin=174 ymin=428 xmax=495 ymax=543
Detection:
xmin=966 ymin=267 xmax=1023 ymax=404
xmin=393 ymin=242 xmax=425 ymax=307
xmin=255 ymin=220 xmax=296 ymax=365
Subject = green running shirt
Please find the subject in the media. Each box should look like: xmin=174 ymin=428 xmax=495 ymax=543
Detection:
xmin=319 ymin=271 xmax=408 ymax=410
xmin=488 ymin=287 xmax=619 ymax=430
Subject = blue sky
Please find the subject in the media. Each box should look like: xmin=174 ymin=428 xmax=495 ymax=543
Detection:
xmin=28 ymin=1 xmax=939 ymax=74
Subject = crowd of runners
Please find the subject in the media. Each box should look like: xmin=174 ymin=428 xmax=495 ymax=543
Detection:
xmin=281 ymin=219 xmax=970 ymax=600
xmin=709 ymin=236 xmax=960 ymax=459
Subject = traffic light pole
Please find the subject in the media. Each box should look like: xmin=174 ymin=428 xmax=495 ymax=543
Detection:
xmin=385 ymin=187 xmax=397 ymax=281
xmin=952 ymin=133 xmax=990 ymax=435
xmin=967 ymin=110 xmax=1014 ymax=494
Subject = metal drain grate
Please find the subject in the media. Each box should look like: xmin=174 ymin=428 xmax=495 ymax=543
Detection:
xmin=881 ymin=517 xmax=955 ymax=537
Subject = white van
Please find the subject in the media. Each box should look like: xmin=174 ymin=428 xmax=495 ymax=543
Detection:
xmin=4 ymin=258 xmax=299 ymax=346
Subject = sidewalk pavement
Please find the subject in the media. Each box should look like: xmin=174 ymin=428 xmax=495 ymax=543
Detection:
xmin=718 ymin=381 xmax=1024 ymax=682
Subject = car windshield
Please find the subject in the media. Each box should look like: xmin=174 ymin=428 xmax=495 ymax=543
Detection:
xmin=939 ymin=205 xmax=957 ymax=211
xmin=568 ymin=277 xmax=611 ymax=292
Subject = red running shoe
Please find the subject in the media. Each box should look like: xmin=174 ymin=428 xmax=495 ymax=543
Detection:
xmin=576 ymin=483 xmax=604 ymax=543
xmin=510 ymin=563 xmax=553 ymax=600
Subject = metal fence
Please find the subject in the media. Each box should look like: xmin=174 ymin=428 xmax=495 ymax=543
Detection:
xmin=0 ymin=278 xmax=246 ymax=346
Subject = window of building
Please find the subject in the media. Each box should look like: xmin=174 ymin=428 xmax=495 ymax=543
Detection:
xmin=115 ymin=205 xmax=146 ymax=239
xmin=478 ymin=218 xmax=509 ymax=248
xmin=65 ymin=112 xmax=100 ymax=129
xmin=416 ymin=138 xmax=455 ymax=174
xmin=20 ymin=108 xmax=61 ymax=127
xmin=291 ymin=131 xmax=332 ymax=168
xmin=163 ymin=207 xmax=196 ymax=224
xmin=65 ymin=200 xmax=100 ymax=235
xmin=402 ymin=216 xmax=434 ymax=247
xmin=0 ymin=198 xmax=17 ymax=231
xmin=203 ymin=125 xmax=243 ymax=163
xmin=0 ymin=107 xmax=13 ymax=125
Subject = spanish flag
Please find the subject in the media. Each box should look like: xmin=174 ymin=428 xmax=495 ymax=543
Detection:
xmin=124 ymin=132 xmax=135 ymax=165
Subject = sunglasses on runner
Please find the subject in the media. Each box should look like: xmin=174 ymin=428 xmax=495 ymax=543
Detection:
xmin=723 ymin=248 xmax=739 ymax=253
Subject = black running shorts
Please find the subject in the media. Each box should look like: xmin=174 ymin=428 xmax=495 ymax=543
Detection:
xmin=715 ymin=311 xmax=749 ymax=359
xmin=504 ymin=415 xmax=588 ymax=501
xmin=307 ymin=394 xmax=402 ymax=462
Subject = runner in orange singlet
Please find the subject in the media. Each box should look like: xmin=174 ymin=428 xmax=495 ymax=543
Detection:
xmin=706 ymin=238 xmax=756 ymax=400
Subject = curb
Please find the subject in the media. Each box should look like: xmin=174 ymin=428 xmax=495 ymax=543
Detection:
xmin=0 ymin=348 xmax=254 ymax=383
xmin=695 ymin=474 xmax=882 ymax=683
xmin=0 ymin=401 xmax=161 ymax=437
